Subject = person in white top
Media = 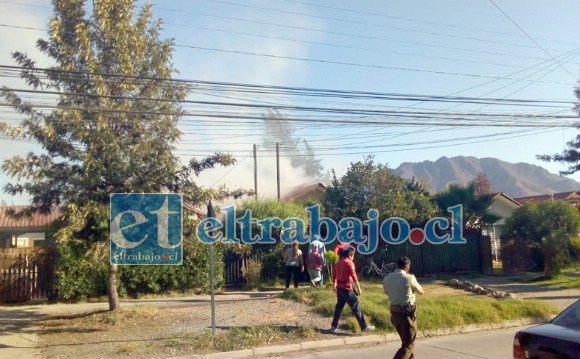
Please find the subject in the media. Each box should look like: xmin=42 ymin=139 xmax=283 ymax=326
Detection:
xmin=382 ymin=257 xmax=424 ymax=359
xmin=283 ymin=241 xmax=304 ymax=289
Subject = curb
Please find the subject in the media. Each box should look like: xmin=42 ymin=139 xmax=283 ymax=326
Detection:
xmin=170 ymin=316 xmax=550 ymax=359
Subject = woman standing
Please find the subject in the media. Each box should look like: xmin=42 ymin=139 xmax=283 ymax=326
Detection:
xmin=284 ymin=241 xmax=304 ymax=289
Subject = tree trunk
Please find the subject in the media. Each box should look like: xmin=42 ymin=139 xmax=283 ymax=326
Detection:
xmin=108 ymin=264 xmax=120 ymax=311
xmin=543 ymin=259 xmax=552 ymax=279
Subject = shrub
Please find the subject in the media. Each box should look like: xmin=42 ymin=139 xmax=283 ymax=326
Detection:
xmin=55 ymin=232 xmax=224 ymax=301
xmin=569 ymin=236 xmax=580 ymax=260
xmin=242 ymin=258 xmax=262 ymax=288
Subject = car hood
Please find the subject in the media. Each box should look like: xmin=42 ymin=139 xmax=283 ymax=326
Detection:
xmin=523 ymin=323 xmax=580 ymax=344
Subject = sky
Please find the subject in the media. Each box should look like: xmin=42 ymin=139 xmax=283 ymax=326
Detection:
xmin=1 ymin=0 xmax=580 ymax=205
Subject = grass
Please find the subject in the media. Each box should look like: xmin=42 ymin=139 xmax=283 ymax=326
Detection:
xmin=530 ymin=274 xmax=580 ymax=290
xmin=511 ymin=261 xmax=580 ymax=290
xmin=167 ymin=325 xmax=318 ymax=353
xmin=281 ymin=283 xmax=558 ymax=333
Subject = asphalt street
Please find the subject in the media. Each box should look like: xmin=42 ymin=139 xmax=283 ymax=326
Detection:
xmin=273 ymin=325 xmax=522 ymax=359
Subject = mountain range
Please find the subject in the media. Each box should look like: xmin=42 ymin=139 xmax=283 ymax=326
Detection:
xmin=393 ymin=156 xmax=580 ymax=198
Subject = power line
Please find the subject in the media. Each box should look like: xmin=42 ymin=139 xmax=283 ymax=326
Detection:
xmin=281 ymin=0 xmax=580 ymax=47
xmin=174 ymin=45 xmax=575 ymax=86
xmin=205 ymin=0 xmax=569 ymax=52
xmin=488 ymin=0 xmax=576 ymax=78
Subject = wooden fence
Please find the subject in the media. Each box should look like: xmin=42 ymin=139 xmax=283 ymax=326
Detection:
xmin=224 ymin=253 xmax=278 ymax=285
xmin=223 ymin=232 xmax=490 ymax=285
xmin=0 ymin=247 xmax=56 ymax=303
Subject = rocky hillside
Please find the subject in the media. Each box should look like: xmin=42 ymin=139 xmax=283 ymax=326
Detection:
xmin=393 ymin=156 xmax=580 ymax=197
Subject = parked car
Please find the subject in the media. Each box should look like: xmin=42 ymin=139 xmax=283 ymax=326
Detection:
xmin=513 ymin=299 xmax=580 ymax=359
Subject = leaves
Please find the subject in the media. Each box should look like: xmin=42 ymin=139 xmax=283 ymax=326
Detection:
xmin=323 ymin=156 xmax=438 ymax=226
xmin=504 ymin=201 xmax=580 ymax=276
xmin=1 ymin=0 xmax=251 ymax=301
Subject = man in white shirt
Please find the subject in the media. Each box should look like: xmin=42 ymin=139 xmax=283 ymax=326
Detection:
xmin=383 ymin=257 xmax=424 ymax=359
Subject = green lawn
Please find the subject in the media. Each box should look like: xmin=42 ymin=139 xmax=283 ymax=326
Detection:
xmin=281 ymin=283 xmax=558 ymax=333
xmin=531 ymin=273 xmax=580 ymax=290
xmin=513 ymin=262 xmax=580 ymax=290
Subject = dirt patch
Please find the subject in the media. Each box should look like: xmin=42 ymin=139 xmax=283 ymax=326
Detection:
xmin=37 ymin=295 xmax=335 ymax=359
xmin=27 ymin=276 xmax=580 ymax=358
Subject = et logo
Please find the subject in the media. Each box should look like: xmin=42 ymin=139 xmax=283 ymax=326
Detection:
xmin=110 ymin=193 xmax=182 ymax=265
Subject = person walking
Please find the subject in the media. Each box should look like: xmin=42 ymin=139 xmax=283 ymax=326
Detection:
xmin=330 ymin=246 xmax=375 ymax=333
xmin=306 ymin=246 xmax=323 ymax=287
xmin=284 ymin=241 xmax=304 ymax=289
xmin=308 ymin=234 xmax=326 ymax=284
xmin=383 ymin=256 xmax=424 ymax=359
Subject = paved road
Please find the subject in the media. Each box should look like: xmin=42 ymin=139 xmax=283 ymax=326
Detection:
xmin=275 ymin=326 xmax=523 ymax=359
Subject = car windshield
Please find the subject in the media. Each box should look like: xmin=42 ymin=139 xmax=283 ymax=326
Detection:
xmin=551 ymin=300 xmax=580 ymax=330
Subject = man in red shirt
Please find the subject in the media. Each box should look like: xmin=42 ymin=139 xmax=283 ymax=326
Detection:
xmin=330 ymin=246 xmax=375 ymax=333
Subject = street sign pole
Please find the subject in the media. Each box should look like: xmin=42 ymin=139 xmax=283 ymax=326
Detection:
xmin=207 ymin=201 xmax=216 ymax=335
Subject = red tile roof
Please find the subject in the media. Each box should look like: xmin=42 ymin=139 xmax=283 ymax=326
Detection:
xmin=282 ymin=183 xmax=327 ymax=202
xmin=514 ymin=191 xmax=580 ymax=205
xmin=0 ymin=206 xmax=62 ymax=230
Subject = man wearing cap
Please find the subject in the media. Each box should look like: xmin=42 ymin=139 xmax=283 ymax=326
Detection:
xmin=383 ymin=256 xmax=424 ymax=359
xmin=330 ymin=246 xmax=375 ymax=333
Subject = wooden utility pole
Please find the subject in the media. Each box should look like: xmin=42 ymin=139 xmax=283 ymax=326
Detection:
xmin=253 ymin=144 xmax=258 ymax=199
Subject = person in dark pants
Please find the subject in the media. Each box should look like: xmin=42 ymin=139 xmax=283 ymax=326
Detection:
xmin=383 ymin=256 xmax=424 ymax=359
xmin=330 ymin=246 xmax=375 ymax=333
xmin=283 ymin=241 xmax=304 ymax=289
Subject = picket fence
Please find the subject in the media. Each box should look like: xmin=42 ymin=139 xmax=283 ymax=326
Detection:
xmin=0 ymin=247 xmax=56 ymax=303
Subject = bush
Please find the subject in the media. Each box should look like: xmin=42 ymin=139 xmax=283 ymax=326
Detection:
xmin=260 ymin=242 xmax=287 ymax=280
xmin=55 ymin=234 xmax=224 ymax=301
xmin=242 ymin=258 xmax=262 ymax=288
xmin=55 ymin=239 xmax=107 ymax=301
xmin=569 ymin=236 xmax=580 ymax=260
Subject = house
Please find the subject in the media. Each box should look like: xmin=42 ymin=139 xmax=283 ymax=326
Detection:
xmin=282 ymin=182 xmax=327 ymax=203
xmin=514 ymin=191 xmax=580 ymax=207
xmin=0 ymin=206 xmax=62 ymax=248
xmin=481 ymin=193 xmax=522 ymax=261
xmin=183 ymin=204 xmax=207 ymax=220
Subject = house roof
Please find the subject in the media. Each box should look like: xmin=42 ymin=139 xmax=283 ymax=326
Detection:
xmin=0 ymin=206 xmax=62 ymax=230
xmin=490 ymin=192 xmax=522 ymax=207
xmin=514 ymin=191 xmax=580 ymax=205
xmin=183 ymin=204 xmax=206 ymax=218
xmin=282 ymin=182 xmax=327 ymax=202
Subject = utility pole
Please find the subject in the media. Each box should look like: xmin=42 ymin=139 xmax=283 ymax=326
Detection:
xmin=276 ymin=142 xmax=280 ymax=200
xmin=253 ymin=144 xmax=258 ymax=199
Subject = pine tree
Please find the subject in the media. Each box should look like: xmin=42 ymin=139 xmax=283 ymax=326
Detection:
xmin=0 ymin=0 xmax=248 ymax=310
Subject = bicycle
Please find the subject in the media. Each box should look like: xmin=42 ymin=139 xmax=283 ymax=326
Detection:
xmin=361 ymin=260 xmax=396 ymax=278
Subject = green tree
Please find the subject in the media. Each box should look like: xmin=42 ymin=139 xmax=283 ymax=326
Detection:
xmin=228 ymin=199 xmax=309 ymax=281
xmin=435 ymin=182 xmax=496 ymax=228
xmin=504 ymin=201 xmax=580 ymax=276
xmin=537 ymin=84 xmax=580 ymax=174
xmin=0 ymin=0 xmax=248 ymax=310
xmin=537 ymin=135 xmax=580 ymax=176
xmin=323 ymin=156 xmax=437 ymax=226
